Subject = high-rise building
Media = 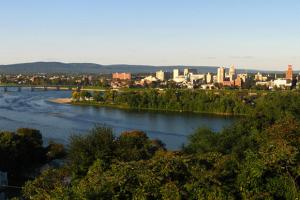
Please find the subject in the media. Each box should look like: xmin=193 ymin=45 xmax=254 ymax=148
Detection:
xmin=206 ymin=72 xmax=212 ymax=83
xmin=173 ymin=69 xmax=179 ymax=80
xmin=286 ymin=65 xmax=293 ymax=80
xmin=217 ymin=67 xmax=225 ymax=83
xmin=156 ymin=70 xmax=165 ymax=81
xmin=184 ymin=68 xmax=189 ymax=76
xmin=229 ymin=65 xmax=236 ymax=81
xmin=183 ymin=68 xmax=197 ymax=77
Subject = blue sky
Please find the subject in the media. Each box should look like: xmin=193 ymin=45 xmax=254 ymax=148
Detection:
xmin=0 ymin=0 xmax=299 ymax=70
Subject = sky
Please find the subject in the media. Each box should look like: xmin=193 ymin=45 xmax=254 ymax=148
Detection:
xmin=0 ymin=0 xmax=300 ymax=70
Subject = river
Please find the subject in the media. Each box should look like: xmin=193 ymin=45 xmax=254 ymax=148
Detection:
xmin=0 ymin=88 xmax=236 ymax=150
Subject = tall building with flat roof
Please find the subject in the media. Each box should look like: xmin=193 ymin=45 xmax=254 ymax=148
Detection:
xmin=286 ymin=65 xmax=293 ymax=80
xmin=183 ymin=68 xmax=197 ymax=76
xmin=183 ymin=68 xmax=189 ymax=76
xmin=156 ymin=70 xmax=165 ymax=81
xmin=229 ymin=65 xmax=236 ymax=81
xmin=173 ymin=69 xmax=179 ymax=80
xmin=217 ymin=66 xmax=225 ymax=83
xmin=206 ymin=72 xmax=212 ymax=83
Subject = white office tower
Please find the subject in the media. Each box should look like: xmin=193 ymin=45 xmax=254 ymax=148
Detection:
xmin=173 ymin=69 xmax=179 ymax=80
xmin=206 ymin=72 xmax=212 ymax=83
xmin=217 ymin=66 xmax=225 ymax=83
xmin=184 ymin=68 xmax=190 ymax=76
xmin=156 ymin=70 xmax=165 ymax=81
xmin=229 ymin=65 xmax=236 ymax=81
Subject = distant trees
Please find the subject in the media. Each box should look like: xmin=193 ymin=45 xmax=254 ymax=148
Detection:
xmin=80 ymin=91 xmax=92 ymax=100
xmin=82 ymin=89 xmax=254 ymax=115
xmin=80 ymin=89 xmax=300 ymax=118
xmin=92 ymin=91 xmax=103 ymax=102
xmin=72 ymin=91 xmax=80 ymax=101
xmin=72 ymin=91 xmax=92 ymax=101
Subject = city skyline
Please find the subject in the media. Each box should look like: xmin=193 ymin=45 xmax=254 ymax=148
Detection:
xmin=1 ymin=0 xmax=300 ymax=70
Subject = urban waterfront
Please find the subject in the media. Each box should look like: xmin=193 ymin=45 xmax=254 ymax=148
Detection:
xmin=0 ymin=88 xmax=235 ymax=150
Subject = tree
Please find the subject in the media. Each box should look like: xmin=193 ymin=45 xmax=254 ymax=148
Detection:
xmin=237 ymin=117 xmax=300 ymax=199
xmin=0 ymin=128 xmax=64 ymax=181
xmin=23 ymin=168 xmax=72 ymax=200
xmin=80 ymin=91 xmax=92 ymax=100
xmin=116 ymin=130 xmax=162 ymax=161
xmin=46 ymin=141 xmax=66 ymax=160
xmin=68 ymin=126 xmax=115 ymax=176
xmin=184 ymin=127 xmax=217 ymax=154
xmin=72 ymin=91 xmax=80 ymax=101
xmin=93 ymin=91 xmax=103 ymax=102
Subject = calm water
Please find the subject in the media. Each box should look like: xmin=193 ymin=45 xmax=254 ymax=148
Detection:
xmin=0 ymin=88 xmax=236 ymax=150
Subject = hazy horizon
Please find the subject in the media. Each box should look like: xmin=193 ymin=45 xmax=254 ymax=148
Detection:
xmin=1 ymin=0 xmax=300 ymax=70
xmin=1 ymin=61 xmax=298 ymax=73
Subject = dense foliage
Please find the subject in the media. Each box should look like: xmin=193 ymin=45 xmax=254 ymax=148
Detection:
xmin=0 ymin=128 xmax=65 ymax=182
xmin=12 ymin=91 xmax=300 ymax=199
xmin=74 ymin=89 xmax=258 ymax=115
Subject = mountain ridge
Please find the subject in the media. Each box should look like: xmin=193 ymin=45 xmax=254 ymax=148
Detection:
xmin=0 ymin=62 xmax=291 ymax=74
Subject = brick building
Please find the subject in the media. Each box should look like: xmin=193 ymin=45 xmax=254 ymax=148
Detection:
xmin=112 ymin=73 xmax=131 ymax=80
xmin=286 ymin=65 xmax=293 ymax=80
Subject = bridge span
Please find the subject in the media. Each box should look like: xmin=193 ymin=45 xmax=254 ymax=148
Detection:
xmin=0 ymin=85 xmax=109 ymax=92
xmin=0 ymin=85 xmax=78 ymax=92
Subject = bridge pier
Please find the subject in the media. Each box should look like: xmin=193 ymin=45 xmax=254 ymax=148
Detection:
xmin=17 ymin=87 xmax=21 ymax=92
xmin=4 ymin=87 xmax=7 ymax=92
xmin=31 ymin=87 xmax=34 ymax=92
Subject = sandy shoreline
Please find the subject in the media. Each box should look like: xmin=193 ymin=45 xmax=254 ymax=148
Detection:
xmin=48 ymin=98 xmax=72 ymax=104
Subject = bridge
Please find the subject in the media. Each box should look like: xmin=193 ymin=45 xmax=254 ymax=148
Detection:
xmin=0 ymin=85 xmax=110 ymax=92
xmin=0 ymin=85 xmax=80 ymax=92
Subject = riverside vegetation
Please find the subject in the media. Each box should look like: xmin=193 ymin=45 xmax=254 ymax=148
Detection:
xmin=72 ymin=89 xmax=300 ymax=115
xmin=72 ymin=89 xmax=258 ymax=115
xmin=3 ymin=90 xmax=300 ymax=199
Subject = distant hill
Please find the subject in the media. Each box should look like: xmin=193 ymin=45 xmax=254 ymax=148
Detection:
xmin=0 ymin=62 xmax=219 ymax=74
xmin=0 ymin=62 xmax=288 ymax=75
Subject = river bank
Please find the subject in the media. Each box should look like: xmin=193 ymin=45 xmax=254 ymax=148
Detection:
xmin=69 ymin=100 xmax=246 ymax=116
xmin=48 ymin=97 xmax=243 ymax=117
xmin=48 ymin=98 xmax=72 ymax=104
